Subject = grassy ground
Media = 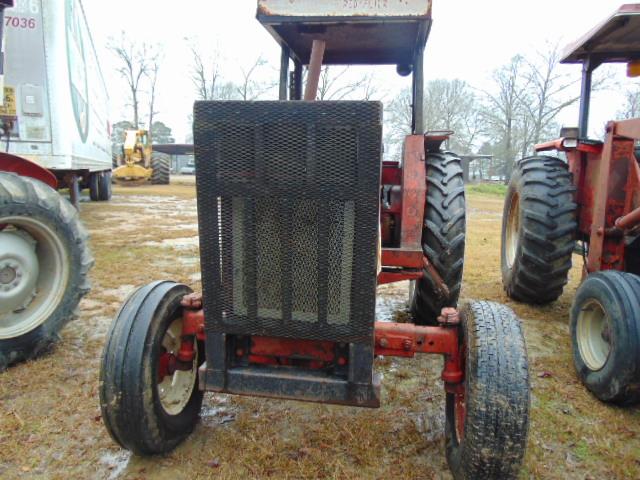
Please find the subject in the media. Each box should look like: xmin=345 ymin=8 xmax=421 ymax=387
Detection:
xmin=0 ymin=182 xmax=638 ymax=479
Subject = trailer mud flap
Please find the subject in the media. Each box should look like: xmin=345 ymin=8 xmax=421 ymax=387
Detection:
xmin=194 ymin=101 xmax=382 ymax=406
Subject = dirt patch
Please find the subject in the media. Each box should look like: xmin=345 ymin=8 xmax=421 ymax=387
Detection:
xmin=0 ymin=183 xmax=638 ymax=479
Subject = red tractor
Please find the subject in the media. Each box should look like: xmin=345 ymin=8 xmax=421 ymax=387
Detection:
xmin=100 ymin=2 xmax=530 ymax=478
xmin=501 ymin=4 xmax=640 ymax=404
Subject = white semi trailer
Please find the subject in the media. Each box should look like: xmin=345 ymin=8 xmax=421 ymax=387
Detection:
xmin=0 ymin=0 xmax=104 ymax=370
xmin=2 ymin=0 xmax=112 ymax=202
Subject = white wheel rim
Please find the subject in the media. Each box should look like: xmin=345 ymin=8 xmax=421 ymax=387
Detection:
xmin=0 ymin=217 xmax=69 ymax=339
xmin=505 ymin=192 xmax=520 ymax=269
xmin=576 ymin=299 xmax=611 ymax=371
xmin=157 ymin=318 xmax=197 ymax=415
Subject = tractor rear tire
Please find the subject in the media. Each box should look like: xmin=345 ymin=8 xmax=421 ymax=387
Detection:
xmin=570 ymin=271 xmax=640 ymax=405
xmin=411 ymin=151 xmax=466 ymax=325
xmin=151 ymin=154 xmax=170 ymax=185
xmin=98 ymin=171 xmax=112 ymax=201
xmin=445 ymin=301 xmax=530 ymax=480
xmin=501 ymin=156 xmax=577 ymax=304
xmin=100 ymin=281 xmax=203 ymax=455
xmin=0 ymin=172 xmax=93 ymax=370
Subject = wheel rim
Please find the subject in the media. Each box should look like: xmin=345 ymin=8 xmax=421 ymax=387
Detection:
xmin=0 ymin=218 xmax=69 ymax=339
xmin=576 ymin=299 xmax=611 ymax=371
xmin=505 ymin=192 xmax=520 ymax=269
xmin=157 ymin=318 xmax=197 ymax=415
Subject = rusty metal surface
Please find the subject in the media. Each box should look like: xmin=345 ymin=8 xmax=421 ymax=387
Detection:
xmin=257 ymin=1 xmax=432 ymax=65
xmin=614 ymin=117 xmax=640 ymax=140
xmin=561 ymin=4 xmax=640 ymax=64
xmin=400 ymin=135 xmax=426 ymax=249
xmin=258 ymin=0 xmax=431 ymax=18
xmin=303 ymin=40 xmax=325 ymax=100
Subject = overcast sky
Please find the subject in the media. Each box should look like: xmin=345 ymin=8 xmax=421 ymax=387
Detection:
xmin=82 ymin=0 xmax=637 ymax=142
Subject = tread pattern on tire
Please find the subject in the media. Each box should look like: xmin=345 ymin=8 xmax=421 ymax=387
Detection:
xmin=412 ymin=151 xmax=466 ymax=324
xmin=446 ymin=301 xmax=530 ymax=480
xmin=502 ymin=155 xmax=577 ymax=304
xmin=151 ymin=154 xmax=170 ymax=185
xmin=0 ymin=172 xmax=93 ymax=370
xmin=570 ymin=270 xmax=640 ymax=405
xmin=100 ymin=281 xmax=202 ymax=455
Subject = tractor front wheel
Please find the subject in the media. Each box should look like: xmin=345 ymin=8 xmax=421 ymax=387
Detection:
xmin=445 ymin=301 xmax=529 ymax=480
xmin=100 ymin=281 xmax=203 ymax=455
xmin=571 ymin=271 xmax=640 ymax=405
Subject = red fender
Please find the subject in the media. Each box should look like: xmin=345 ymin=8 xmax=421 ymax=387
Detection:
xmin=0 ymin=151 xmax=57 ymax=189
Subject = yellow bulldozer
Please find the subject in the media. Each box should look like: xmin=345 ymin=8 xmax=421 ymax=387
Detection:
xmin=112 ymin=129 xmax=170 ymax=185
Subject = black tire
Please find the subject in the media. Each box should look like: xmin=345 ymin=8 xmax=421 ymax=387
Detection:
xmin=89 ymin=172 xmax=100 ymax=201
xmin=411 ymin=151 xmax=466 ymax=325
xmin=151 ymin=154 xmax=170 ymax=185
xmin=501 ymin=155 xmax=577 ymax=304
xmin=0 ymin=172 xmax=93 ymax=370
xmin=446 ymin=301 xmax=530 ymax=480
xmin=97 ymin=171 xmax=112 ymax=201
xmin=570 ymin=271 xmax=640 ymax=405
xmin=100 ymin=281 xmax=204 ymax=455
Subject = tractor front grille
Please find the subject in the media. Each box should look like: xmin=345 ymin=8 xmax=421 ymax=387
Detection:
xmin=193 ymin=101 xmax=382 ymax=344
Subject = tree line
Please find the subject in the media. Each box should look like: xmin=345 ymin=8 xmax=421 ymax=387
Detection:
xmin=109 ymin=34 xmax=638 ymax=182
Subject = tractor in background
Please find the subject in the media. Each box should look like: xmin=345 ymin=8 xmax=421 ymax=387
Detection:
xmin=112 ymin=129 xmax=171 ymax=185
xmin=501 ymin=4 xmax=640 ymax=405
xmin=100 ymin=2 xmax=530 ymax=478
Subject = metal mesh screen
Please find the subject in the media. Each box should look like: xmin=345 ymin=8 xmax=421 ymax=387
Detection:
xmin=194 ymin=101 xmax=382 ymax=343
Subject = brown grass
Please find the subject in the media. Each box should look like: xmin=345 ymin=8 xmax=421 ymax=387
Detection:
xmin=0 ymin=184 xmax=638 ymax=479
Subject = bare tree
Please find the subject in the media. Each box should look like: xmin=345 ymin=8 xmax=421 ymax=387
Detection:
xmin=109 ymin=34 xmax=154 ymax=129
xmin=619 ymin=86 xmax=640 ymax=119
xmin=236 ymin=56 xmax=274 ymax=101
xmin=482 ymin=55 xmax=528 ymax=182
xmin=384 ymin=87 xmax=412 ymax=160
xmin=519 ymin=43 xmax=582 ymax=148
xmin=147 ymin=57 xmax=161 ymax=140
xmin=313 ymin=66 xmax=373 ymax=100
xmin=190 ymin=45 xmax=222 ymax=101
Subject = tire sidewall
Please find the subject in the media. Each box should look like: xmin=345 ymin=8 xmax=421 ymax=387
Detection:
xmin=0 ymin=196 xmax=85 ymax=360
xmin=500 ymin=170 xmax=523 ymax=293
xmin=139 ymin=285 xmax=203 ymax=440
xmin=570 ymin=273 xmax=640 ymax=402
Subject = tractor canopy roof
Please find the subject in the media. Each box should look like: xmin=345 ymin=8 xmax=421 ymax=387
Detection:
xmin=256 ymin=0 xmax=432 ymax=66
xmin=561 ymin=3 xmax=640 ymax=64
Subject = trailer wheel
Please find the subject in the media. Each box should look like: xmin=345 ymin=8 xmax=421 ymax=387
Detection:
xmin=411 ymin=151 xmax=465 ymax=324
xmin=151 ymin=154 xmax=170 ymax=185
xmin=501 ymin=156 xmax=577 ymax=304
xmin=571 ymin=271 xmax=640 ymax=405
xmin=445 ymin=301 xmax=529 ymax=480
xmin=0 ymin=172 xmax=92 ymax=370
xmin=100 ymin=281 xmax=204 ymax=455
xmin=98 ymin=171 xmax=112 ymax=201
xmin=89 ymin=172 xmax=100 ymax=201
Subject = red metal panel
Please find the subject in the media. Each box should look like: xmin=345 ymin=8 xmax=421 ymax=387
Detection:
xmin=0 ymin=152 xmax=57 ymax=188
xmin=614 ymin=118 xmax=640 ymax=140
xmin=586 ymin=124 xmax=633 ymax=272
xmin=399 ymin=135 xmax=426 ymax=249
xmin=377 ymin=270 xmax=422 ymax=285
xmin=381 ymin=164 xmax=402 ymax=185
xmin=381 ymin=248 xmax=423 ymax=268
